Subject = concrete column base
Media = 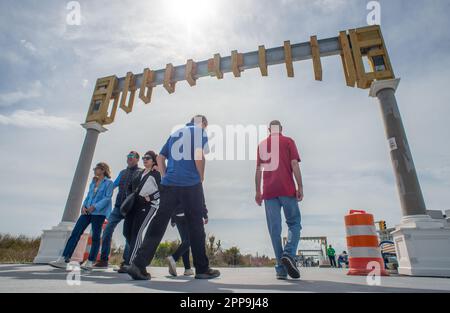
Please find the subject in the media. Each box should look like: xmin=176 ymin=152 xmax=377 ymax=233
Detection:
xmin=392 ymin=215 xmax=450 ymax=277
xmin=33 ymin=222 xmax=75 ymax=264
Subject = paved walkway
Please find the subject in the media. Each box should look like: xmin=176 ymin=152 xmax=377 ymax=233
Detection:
xmin=1 ymin=264 xmax=450 ymax=293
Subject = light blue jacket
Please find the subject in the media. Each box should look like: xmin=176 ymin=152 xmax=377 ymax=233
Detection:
xmin=82 ymin=177 xmax=114 ymax=217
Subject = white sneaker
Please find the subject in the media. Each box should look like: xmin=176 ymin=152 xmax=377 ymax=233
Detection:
xmin=184 ymin=269 xmax=194 ymax=276
xmin=49 ymin=257 xmax=69 ymax=270
xmin=167 ymin=256 xmax=178 ymax=277
xmin=81 ymin=260 xmax=94 ymax=271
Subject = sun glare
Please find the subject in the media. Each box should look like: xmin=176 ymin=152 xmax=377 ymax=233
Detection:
xmin=164 ymin=0 xmax=213 ymax=25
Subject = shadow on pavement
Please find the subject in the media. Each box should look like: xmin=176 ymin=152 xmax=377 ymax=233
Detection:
xmin=0 ymin=264 xmax=446 ymax=293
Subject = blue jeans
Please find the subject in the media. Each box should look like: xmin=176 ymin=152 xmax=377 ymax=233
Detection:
xmin=63 ymin=214 xmax=106 ymax=262
xmin=100 ymin=206 xmax=130 ymax=262
xmin=264 ymin=196 xmax=302 ymax=276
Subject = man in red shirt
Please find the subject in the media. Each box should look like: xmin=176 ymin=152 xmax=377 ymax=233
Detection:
xmin=255 ymin=120 xmax=303 ymax=280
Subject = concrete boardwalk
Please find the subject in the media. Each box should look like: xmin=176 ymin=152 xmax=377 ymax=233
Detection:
xmin=1 ymin=264 xmax=450 ymax=293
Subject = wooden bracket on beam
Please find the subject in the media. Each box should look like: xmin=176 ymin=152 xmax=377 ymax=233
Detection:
xmin=120 ymin=72 xmax=136 ymax=114
xmin=349 ymin=29 xmax=369 ymax=89
xmin=163 ymin=63 xmax=176 ymax=94
xmin=338 ymin=31 xmax=357 ymax=87
xmin=208 ymin=53 xmax=223 ymax=79
xmin=139 ymin=68 xmax=154 ymax=104
xmin=86 ymin=75 xmax=119 ymax=125
xmin=284 ymin=41 xmax=294 ymax=78
xmin=185 ymin=59 xmax=197 ymax=87
xmin=231 ymin=50 xmax=244 ymax=77
xmin=103 ymin=91 xmax=120 ymax=125
xmin=310 ymin=36 xmax=323 ymax=81
xmin=258 ymin=45 xmax=268 ymax=77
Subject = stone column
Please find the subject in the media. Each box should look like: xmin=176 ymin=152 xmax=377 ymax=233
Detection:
xmin=33 ymin=122 xmax=107 ymax=264
xmin=369 ymin=78 xmax=426 ymax=217
xmin=62 ymin=122 xmax=108 ymax=222
xmin=370 ymin=79 xmax=450 ymax=277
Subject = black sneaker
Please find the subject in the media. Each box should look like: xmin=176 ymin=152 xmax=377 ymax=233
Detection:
xmin=276 ymin=274 xmax=288 ymax=280
xmin=195 ymin=268 xmax=221 ymax=280
xmin=127 ymin=264 xmax=151 ymax=281
xmin=281 ymin=255 xmax=301 ymax=279
xmin=93 ymin=260 xmax=109 ymax=269
xmin=117 ymin=263 xmax=129 ymax=274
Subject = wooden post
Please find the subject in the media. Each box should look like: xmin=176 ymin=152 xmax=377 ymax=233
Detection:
xmin=139 ymin=68 xmax=154 ymax=104
xmin=185 ymin=59 xmax=197 ymax=87
xmin=163 ymin=63 xmax=176 ymax=94
xmin=310 ymin=35 xmax=322 ymax=81
xmin=258 ymin=45 xmax=268 ymax=76
xmin=284 ymin=40 xmax=294 ymax=78
xmin=120 ymin=72 xmax=136 ymax=114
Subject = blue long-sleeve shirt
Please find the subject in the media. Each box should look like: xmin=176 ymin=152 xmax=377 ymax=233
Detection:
xmin=82 ymin=177 xmax=114 ymax=217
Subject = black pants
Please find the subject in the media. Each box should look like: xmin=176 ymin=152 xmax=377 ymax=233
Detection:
xmin=329 ymin=255 xmax=337 ymax=268
xmin=123 ymin=196 xmax=159 ymax=265
xmin=133 ymin=183 xmax=209 ymax=273
xmin=172 ymin=215 xmax=191 ymax=270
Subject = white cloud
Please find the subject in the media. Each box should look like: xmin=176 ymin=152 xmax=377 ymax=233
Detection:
xmin=0 ymin=109 xmax=78 ymax=130
xmin=20 ymin=39 xmax=37 ymax=53
xmin=0 ymin=81 xmax=42 ymax=107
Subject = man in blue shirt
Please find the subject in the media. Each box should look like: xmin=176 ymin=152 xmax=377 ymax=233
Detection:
xmin=128 ymin=115 xmax=220 ymax=280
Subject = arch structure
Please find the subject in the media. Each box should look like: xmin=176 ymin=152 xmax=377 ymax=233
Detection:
xmin=33 ymin=25 xmax=450 ymax=278
xmin=85 ymin=25 xmax=394 ymax=126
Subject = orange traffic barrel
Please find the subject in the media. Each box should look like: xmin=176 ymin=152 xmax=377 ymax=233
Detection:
xmin=83 ymin=220 xmax=108 ymax=262
xmin=345 ymin=210 xmax=389 ymax=276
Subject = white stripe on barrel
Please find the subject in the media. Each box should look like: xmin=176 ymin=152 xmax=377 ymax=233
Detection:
xmin=345 ymin=225 xmax=377 ymax=237
xmin=348 ymin=247 xmax=383 ymax=258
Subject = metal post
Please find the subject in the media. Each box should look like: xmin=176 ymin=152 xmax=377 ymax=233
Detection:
xmin=61 ymin=122 xmax=108 ymax=222
xmin=370 ymin=79 xmax=427 ymax=216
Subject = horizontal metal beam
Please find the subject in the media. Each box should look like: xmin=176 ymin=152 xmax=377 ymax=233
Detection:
xmin=116 ymin=36 xmax=342 ymax=91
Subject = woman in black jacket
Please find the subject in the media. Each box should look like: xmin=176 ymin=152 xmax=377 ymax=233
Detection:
xmin=121 ymin=151 xmax=161 ymax=272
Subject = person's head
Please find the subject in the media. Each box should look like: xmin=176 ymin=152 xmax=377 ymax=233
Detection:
xmin=343 ymin=251 xmax=347 ymax=255
xmin=191 ymin=115 xmax=208 ymax=129
xmin=329 ymin=245 xmax=332 ymax=248
xmin=142 ymin=150 xmax=157 ymax=170
xmin=126 ymin=151 xmax=140 ymax=168
xmin=93 ymin=162 xmax=111 ymax=179
xmin=269 ymin=120 xmax=283 ymax=134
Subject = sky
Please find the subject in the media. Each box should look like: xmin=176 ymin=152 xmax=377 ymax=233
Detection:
xmin=1 ymin=0 xmax=450 ymax=257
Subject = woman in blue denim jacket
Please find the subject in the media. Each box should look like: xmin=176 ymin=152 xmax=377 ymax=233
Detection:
xmin=50 ymin=162 xmax=114 ymax=271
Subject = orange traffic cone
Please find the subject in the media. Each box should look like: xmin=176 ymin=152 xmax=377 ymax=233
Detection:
xmin=345 ymin=210 xmax=389 ymax=276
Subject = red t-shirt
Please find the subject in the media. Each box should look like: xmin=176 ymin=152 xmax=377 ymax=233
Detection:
xmin=257 ymin=134 xmax=301 ymax=200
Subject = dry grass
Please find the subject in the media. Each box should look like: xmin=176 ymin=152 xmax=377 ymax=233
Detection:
xmin=0 ymin=234 xmax=41 ymax=264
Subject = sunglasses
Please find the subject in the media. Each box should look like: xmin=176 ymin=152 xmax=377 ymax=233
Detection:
xmin=127 ymin=154 xmax=137 ymax=159
xmin=142 ymin=156 xmax=153 ymax=161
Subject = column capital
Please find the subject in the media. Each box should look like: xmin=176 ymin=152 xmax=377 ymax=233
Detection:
xmin=81 ymin=121 xmax=108 ymax=133
xmin=369 ymin=78 xmax=401 ymax=98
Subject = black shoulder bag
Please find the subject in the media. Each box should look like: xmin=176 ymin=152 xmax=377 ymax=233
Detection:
xmin=120 ymin=172 xmax=151 ymax=217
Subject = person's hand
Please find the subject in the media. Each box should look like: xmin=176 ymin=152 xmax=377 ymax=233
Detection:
xmin=296 ymin=187 xmax=304 ymax=202
xmin=145 ymin=196 xmax=151 ymax=202
xmin=81 ymin=207 xmax=88 ymax=215
xmin=204 ymin=218 xmax=209 ymax=225
xmin=87 ymin=206 xmax=96 ymax=214
xmin=255 ymin=191 xmax=263 ymax=206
